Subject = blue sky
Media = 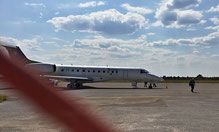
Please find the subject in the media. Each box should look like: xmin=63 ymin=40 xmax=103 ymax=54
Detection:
xmin=0 ymin=0 xmax=219 ymax=77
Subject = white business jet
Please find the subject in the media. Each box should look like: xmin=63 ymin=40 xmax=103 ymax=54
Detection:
xmin=0 ymin=45 xmax=163 ymax=89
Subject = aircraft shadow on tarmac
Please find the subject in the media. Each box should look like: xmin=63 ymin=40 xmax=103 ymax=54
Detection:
xmin=58 ymin=86 xmax=166 ymax=90
xmin=0 ymin=86 xmax=166 ymax=91
xmin=192 ymin=91 xmax=200 ymax=94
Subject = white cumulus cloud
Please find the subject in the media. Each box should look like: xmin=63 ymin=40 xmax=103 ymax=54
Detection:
xmin=167 ymin=0 xmax=201 ymax=9
xmin=155 ymin=0 xmax=203 ymax=28
xmin=205 ymin=17 xmax=219 ymax=31
xmin=121 ymin=3 xmax=153 ymax=15
xmin=24 ymin=3 xmax=46 ymax=8
xmin=148 ymin=31 xmax=219 ymax=47
xmin=47 ymin=9 xmax=148 ymax=35
xmin=0 ymin=36 xmax=43 ymax=51
xmin=210 ymin=17 xmax=219 ymax=25
xmin=177 ymin=10 xmax=203 ymax=25
xmin=207 ymin=5 xmax=219 ymax=13
xmin=79 ymin=1 xmax=105 ymax=8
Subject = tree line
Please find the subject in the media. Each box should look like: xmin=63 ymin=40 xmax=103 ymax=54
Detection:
xmin=163 ymin=74 xmax=219 ymax=80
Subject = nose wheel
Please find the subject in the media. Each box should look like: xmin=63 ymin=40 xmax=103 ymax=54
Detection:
xmin=148 ymin=83 xmax=157 ymax=89
xmin=149 ymin=84 xmax=153 ymax=89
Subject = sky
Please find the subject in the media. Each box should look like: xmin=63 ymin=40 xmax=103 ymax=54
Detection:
xmin=0 ymin=0 xmax=219 ymax=77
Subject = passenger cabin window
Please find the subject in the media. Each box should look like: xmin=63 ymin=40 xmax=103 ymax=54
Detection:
xmin=77 ymin=69 xmax=79 ymax=72
xmin=116 ymin=71 xmax=118 ymax=73
xmin=82 ymin=70 xmax=85 ymax=72
xmin=88 ymin=70 xmax=90 ymax=72
xmin=72 ymin=69 xmax=74 ymax=72
xmin=93 ymin=70 xmax=95 ymax=72
xmin=103 ymin=71 xmax=105 ymax=73
xmin=98 ymin=70 xmax=100 ymax=73
xmin=61 ymin=69 xmax=64 ymax=72
xmin=112 ymin=71 xmax=114 ymax=73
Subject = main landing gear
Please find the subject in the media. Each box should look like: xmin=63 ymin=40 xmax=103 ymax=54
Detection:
xmin=67 ymin=82 xmax=82 ymax=89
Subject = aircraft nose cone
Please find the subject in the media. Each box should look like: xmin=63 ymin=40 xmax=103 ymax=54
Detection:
xmin=155 ymin=76 xmax=164 ymax=82
xmin=146 ymin=74 xmax=164 ymax=82
xmin=159 ymin=77 xmax=164 ymax=82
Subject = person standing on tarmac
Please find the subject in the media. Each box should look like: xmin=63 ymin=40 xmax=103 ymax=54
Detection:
xmin=189 ymin=78 xmax=195 ymax=93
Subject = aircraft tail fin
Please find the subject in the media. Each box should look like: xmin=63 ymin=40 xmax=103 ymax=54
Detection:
xmin=0 ymin=44 xmax=39 ymax=64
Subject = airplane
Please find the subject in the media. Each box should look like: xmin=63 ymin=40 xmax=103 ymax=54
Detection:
xmin=0 ymin=44 xmax=164 ymax=89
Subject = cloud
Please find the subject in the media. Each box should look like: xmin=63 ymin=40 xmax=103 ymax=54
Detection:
xmin=0 ymin=36 xmax=42 ymax=51
xmin=121 ymin=3 xmax=153 ymax=15
xmin=57 ymin=4 xmax=73 ymax=9
xmin=0 ymin=36 xmax=18 ymax=46
xmin=71 ymin=35 xmax=147 ymax=50
xmin=205 ymin=25 xmax=219 ymax=31
xmin=167 ymin=0 xmax=201 ymax=9
xmin=186 ymin=28 xmax=196 ymax=31
xmin=55 ymin=12 xmax=60 ymax=15
xmin=47 ymin=9 xmax=148 ymax=35
xmin=177 ymin=10 xmax=203 ymax=25
xmin=205 ymin=17 xmax=219 ymax=31
xmin=207 ymin=5 xmax=219 ymax=13
xmin=210 ymin=17 xmax=219 ymax=25
xmin=40 ymin=12 xmax=43 ymax=19
xmin=78 ymin=1 xmax=105 ymax=8
xmin=155 ymin=0 xmax=203 ymax=27
xmin=24 ymin=3 xmax=46 ymax=8
xmin=148 ymin=31 xmax=219 ymax=47
xmin=147 ymin=32 xmax=155 ymax=36
xmin=23 ymin=20 xmax=36 ymax=24
xmin=157 ymin=10 xmax=177 ymax=26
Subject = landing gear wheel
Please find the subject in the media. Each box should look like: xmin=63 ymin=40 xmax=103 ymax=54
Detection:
xmin=67 ymin=84 xmax=73 ymax=89
xmin=75 ymin=83 xmax=80 ymax=88
xmin=149 ymin=84 xmax=153 ymax=89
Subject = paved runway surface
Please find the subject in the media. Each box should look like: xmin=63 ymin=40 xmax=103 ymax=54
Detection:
xmin=0 ymin=81 xmax=219 ymax=132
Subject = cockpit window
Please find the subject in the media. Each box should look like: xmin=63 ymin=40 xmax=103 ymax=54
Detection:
xmin=140 ymin=69 xmax=149 ymax=74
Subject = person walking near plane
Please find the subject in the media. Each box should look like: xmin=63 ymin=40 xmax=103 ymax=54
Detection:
xmin=189 ymin=78 xmax=195 ymax=93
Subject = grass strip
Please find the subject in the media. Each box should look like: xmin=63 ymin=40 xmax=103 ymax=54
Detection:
xmin=0 ymin=95 xmax=8 ymax=103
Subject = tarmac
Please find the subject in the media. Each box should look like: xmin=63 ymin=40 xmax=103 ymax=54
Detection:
xmin=0 ymin=81 xmax=219 ymax=132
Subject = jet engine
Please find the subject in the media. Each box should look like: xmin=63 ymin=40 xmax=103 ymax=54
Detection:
xmin=27 ymin=63 xmax=56 ymax=73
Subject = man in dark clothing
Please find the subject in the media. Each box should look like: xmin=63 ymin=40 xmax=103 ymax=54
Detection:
xmin=189 ymin=78 xmax=195 ymax=93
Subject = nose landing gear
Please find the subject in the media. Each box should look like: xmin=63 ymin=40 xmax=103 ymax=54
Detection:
xmin=149 ymin=83 xmax=152 ymax=89
xmin=148 ymin=83 xmax=157 ymax=89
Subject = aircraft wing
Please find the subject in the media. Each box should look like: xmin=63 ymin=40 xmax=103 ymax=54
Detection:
xmin=43 ymin=75 xmax=93 ymax=82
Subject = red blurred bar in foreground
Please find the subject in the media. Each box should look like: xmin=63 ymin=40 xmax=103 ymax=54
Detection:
xmin=0 ymin=52 xmax=116 ymax=132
